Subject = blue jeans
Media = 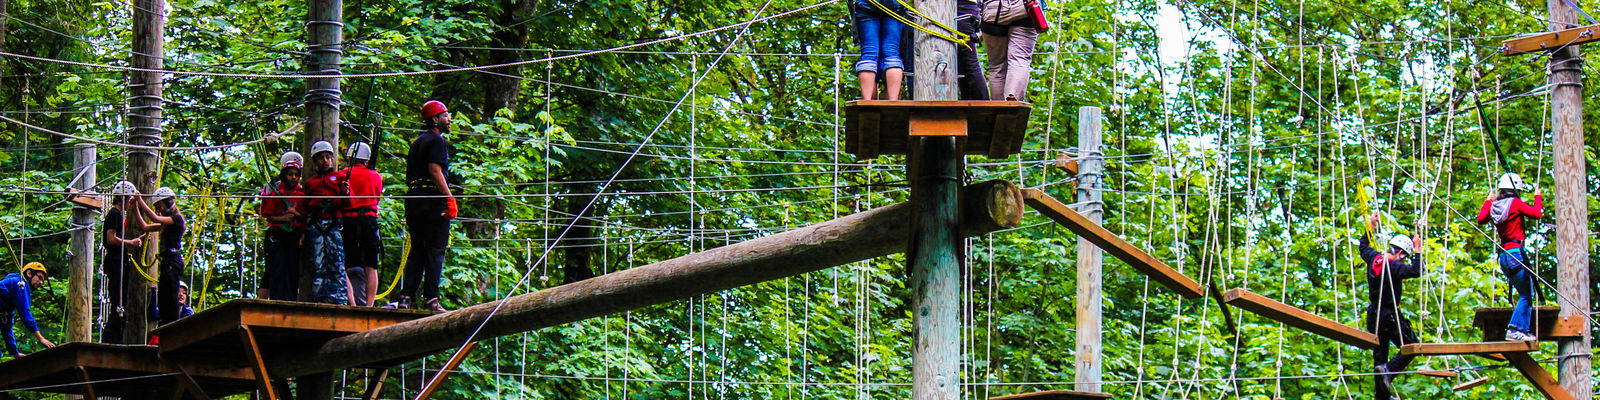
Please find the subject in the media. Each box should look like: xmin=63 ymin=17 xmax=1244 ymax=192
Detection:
xmin=307 ymin=218 xmax=350 ymax=305
xmin=853 ymin=2 xmax=905 ymax=73
xmin=1500 ymin=249 xmax=1534 ymax=333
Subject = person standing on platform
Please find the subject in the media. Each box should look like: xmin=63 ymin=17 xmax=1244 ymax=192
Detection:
xmin=1474 ymin=172 xmax=1544 ymax=341
xmin=133 ymin=186 xmax=186 ymax=325
xmin=387 ymin=100 xmax=456 ymax=312
xmin=259 ymin=152 xmax=306 ymax=301
xmin=852 ymin=0 xmax=906 ymax=100
xmin=1 ymin=262 xmax=55 ymax=358
xmin=303 ymin=140 xmax=354 ymax=305
xmin=956 ymin=0 xmax=989 ymax=100
xmin=1359 ymin=212 xmax=1424 ymax=400
xmin=101 ymin=180 xmax=155 ymax=343
xmin=980 ymin=0 xmax=1045 ymax=101
xmin=342 ymin=142 xmax=384 ymax=307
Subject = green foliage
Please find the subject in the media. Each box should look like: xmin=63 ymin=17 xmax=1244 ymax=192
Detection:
xmin=0 ymin=0 xmax=1597 ymax=399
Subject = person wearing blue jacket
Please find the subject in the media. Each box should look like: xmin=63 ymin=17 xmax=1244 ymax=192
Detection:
xmin=1359 ymin=212 xmax=1423 ymax=400
xmin=1 ymin=262 xmax=56 ymax=358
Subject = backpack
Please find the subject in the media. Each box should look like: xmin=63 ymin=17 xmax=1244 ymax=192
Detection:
xmin=982 ymin=0 xmax=1029 ymax=26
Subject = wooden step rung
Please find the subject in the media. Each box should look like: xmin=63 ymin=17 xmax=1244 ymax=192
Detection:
xmin=988 ymin=390 xmax=1112 ymax=400
xmin=1399 ymin=341 xmax=1539 ymax=356
xmin=1418 ymin=370 xmax=1458 ymax=378
xmin=1452 ymin=376 xmax=1490 ymax=391
xmin=1021 ymin=189 xmax=1204 ymax=299
xmin=1221 ymin=288 xmax=1378 ymax=348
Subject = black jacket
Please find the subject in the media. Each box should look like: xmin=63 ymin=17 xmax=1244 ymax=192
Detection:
xmin=1359 ymin=236 xmax=1423 ymax=314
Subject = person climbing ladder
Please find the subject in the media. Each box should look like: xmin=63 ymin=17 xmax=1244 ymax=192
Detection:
xmin=1359 ymin=212 xmax=1423 ymax=400
xmin=1474 ymin=172 xmax=1543 ymax=341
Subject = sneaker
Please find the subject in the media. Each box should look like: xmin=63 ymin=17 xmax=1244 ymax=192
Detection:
xmin=1505 ymin=329 xmax=1538 ymax=341
xmin=1374 ymin=365 xmax=1395 ymax=395
xmin=423 ymin=297 xmax=446 ymax=313
xmin=381 ymin=296 xmax=411 ymax=310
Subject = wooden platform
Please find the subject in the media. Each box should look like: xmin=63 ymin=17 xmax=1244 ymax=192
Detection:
xmin=843 ymin=100 xmax=1031 ymax=159
xmin=153 ymin=299 xmax=436 ymax=371
xmin=1470 ymin=306 xmax=1583 ymax=341
xmin=989 ymin=390 xmax=1112 ymax=400
xmin=1221 ymin=288 xmax=1378 ymax=348
xmin=0 ymin=342 xmax=256 ymax=399
xmin=1399 ymin=340 xmax=1539 ymax=356
xmin=1022 ymin=189 xmax=1204 ymax=298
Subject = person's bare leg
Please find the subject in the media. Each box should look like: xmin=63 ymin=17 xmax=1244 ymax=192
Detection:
xmin=859 ymin=71 xmax=877 ymax=100
xmin=883 ymin=67 xmax=904 ymax=100
xmin=366 ymin=268 xmax=379 ymax=306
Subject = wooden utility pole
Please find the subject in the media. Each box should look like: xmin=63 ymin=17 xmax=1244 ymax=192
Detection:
xmin=1073 ymin=106 xmax=1104 ymax=393
xmin=909 ymin=0 xmax=962 ymax=399
xmin=299 ymin=0 xmax=343 ymax=397
xmin=1548 ymin=0 xmax=1592 ymax=397
xmin=124 ymin=0 xmax=165 ymax=345
xmin=267 ymin=181 xmax=1024 ymax=378
xmin=67 ymin=144 xmax=96 ymax=343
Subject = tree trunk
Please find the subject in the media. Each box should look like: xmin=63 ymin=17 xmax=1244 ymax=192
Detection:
xmin=482 ymin=0 xmax=534 ymax=115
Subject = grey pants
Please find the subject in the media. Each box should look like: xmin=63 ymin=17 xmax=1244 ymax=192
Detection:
xmin=982 ymin=24 xmax=1039 ymax=101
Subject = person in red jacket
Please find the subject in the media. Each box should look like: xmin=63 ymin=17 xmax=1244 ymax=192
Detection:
xmin=258 ymin=152 xmax=305 ymax=301
xmin=303 ymin=140 xmax=353 ymax=305
xmin=1475 ymin=172 xmax=1544 ymax=341
xmin=342 ymin=142 xmax=384 ymax=307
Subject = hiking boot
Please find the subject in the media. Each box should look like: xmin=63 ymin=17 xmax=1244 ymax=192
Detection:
xmin=423 ymin=297 xmax=446 ymax=313
xmin=382 ymin=296 xmax=411 ymax=310
xmin=1374 ymin=365 xmax=1395 ymax=395
xmin=1505 ymin=329 xmax=1537 ymax=341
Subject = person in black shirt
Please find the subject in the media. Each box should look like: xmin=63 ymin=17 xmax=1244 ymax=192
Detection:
xmin=1359 ymin=212 xmax=1424 ymax=400
xmin=386 ymin=100 xmax=457 ymax=312
xmin=134 ymin=186 xmax=186 ymax=325
xmin=956 ymin=0 xmax=989 ymax=100
xmin=100 ymin=181 xmax=157 ymax=344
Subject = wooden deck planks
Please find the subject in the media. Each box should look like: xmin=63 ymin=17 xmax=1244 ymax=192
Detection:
xmin=1221 ymin=288 xmax=1378 ymax=348
xmin=1399 ymin=340 xmax=1539 ymax=356
xmin=1471 ymin=306 xmax=1583 ymax=341
xmin=1022 ymin=189 xmax=1204 ymax=298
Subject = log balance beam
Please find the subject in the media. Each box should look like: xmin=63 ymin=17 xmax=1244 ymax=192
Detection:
xmin=1021 ymin=188 xmax=1204 ymax=298
xmin=264 ymin=180 xmax=1027 ymax=378
xmin=1221 ymin=288 xmax=1378 ymax=348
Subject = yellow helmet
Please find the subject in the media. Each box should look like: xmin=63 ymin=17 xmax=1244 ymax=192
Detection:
xmin=20 ymin=261 xmax=46 ymax=278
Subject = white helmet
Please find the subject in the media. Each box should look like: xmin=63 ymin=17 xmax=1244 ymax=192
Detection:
xmin=152 ymin=186 xmax=176 ymax=204
xmin=346 ymin=142 xmax=372 ymax=161
xmin=280 ymin=151 xmax=304 ymax=169
xmin=110 ymin=180 xmax=139 ymax=196
xmin=310 ymin=140 xmax=336 ymax=157
xmin=1496 ymin=172 xmax=1525 ymax=191
xmin=1389 ymin=234 xmax=1415 ymax=255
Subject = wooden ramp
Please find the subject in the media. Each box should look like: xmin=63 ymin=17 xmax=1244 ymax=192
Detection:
xmin=989 ymin=390 xmax=1112 ymax=400
xmin=1398 ymin=340 xmax=1539 ymax=356
xmin=844 ymin=100 xmax=1031 ymax=159
xmin=1022 ymin=189 xmax=1204 ymax=298
xmin=1221 ymin=288 xmax=1378 ymax=348
xmin=0 ymin=342 xmax=257 ymax=399
xmin=1471 ymin=306 xmax=1583 ymax=341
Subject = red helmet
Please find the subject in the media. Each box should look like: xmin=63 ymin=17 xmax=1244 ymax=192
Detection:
xmin=421 ymin=100 xmax=449 ymax=119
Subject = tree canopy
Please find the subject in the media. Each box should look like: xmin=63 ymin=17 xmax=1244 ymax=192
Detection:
xmin=0 ymin=0 xmax=1596 ymax=398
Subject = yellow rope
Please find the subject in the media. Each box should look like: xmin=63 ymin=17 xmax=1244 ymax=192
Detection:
xmin=373 ymin=233 xmax=410 ymax=301
xmin=127 ymin=251 xmax=159 ymax=284
xmin=866 ymin=0 xmax=973 ymax=50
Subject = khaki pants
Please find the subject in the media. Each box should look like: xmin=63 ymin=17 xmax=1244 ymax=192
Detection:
xmin=982 ymin=24 xmax=1039 ymax=101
